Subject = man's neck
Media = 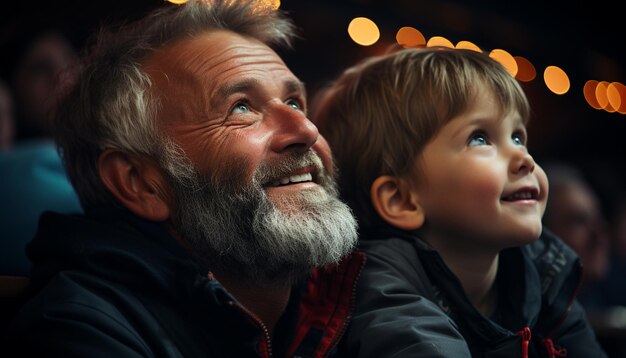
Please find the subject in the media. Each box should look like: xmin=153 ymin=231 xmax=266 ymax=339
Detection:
xmin=213 ymin=271 xmax=292 ymax=336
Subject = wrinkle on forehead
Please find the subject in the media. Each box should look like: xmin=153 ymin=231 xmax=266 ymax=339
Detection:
xmin=183 ymin=44 xmax=286 ymax=75
xmin=167 ymin=31 xmax=287 ymax=81
xmin=144 ymin=31 xmax=291 ymax=123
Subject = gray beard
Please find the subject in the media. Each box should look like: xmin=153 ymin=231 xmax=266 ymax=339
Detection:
xmin=161 ymin=145 xmax=358 ymax=285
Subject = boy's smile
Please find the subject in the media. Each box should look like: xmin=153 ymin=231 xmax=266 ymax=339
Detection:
xmin=413 ymin=86 xmax=549 ymax=253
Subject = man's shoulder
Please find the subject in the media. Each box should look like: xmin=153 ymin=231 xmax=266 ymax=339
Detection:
xmin=13 ymin=271 xmax=146 ymax=328
xmin=3 ymin=269 xmax=169 ymax=356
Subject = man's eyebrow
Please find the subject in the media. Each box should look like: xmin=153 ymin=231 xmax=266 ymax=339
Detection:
xmin=216 ymin=79 xmax=257 ymax=102
xmin=214 ymin=78 xmax=307 ymax=103
xmin=285 ymin=79 xmax=306 ymax=97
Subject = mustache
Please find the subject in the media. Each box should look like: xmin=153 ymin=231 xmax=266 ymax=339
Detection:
xmin=252 ymin=149 xmax=331 ymax=188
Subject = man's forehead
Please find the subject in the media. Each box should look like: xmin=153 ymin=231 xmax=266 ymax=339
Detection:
xmin=144 ymin=30 xmax=293 ymax=87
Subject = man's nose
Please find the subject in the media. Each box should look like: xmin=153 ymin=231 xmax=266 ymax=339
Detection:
xmin=268 ymin=104 xmax=319 ymax=154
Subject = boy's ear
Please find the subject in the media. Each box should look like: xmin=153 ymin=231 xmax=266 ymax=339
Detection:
xmin=370 ymin=175 xmax=425 ymax=230
xmin=98 ymin=149 xmax=171 ymax=222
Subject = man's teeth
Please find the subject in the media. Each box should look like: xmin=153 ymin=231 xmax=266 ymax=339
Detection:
xmin=269 ymin=173 xmax=313 ymax=187
xmin=505 ymin=191 xmax=533 ymax=200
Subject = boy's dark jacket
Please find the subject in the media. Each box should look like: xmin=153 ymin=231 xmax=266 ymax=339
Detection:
xmin=3 ymin=209 xmax=365 ymax=357
xmin=345 ymin=227 xmax=607 ymax=358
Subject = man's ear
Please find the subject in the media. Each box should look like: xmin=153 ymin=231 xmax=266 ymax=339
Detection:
xmin=370 ymin=175 xmax=425 ymax=230
xmin=98 ymin=149 xmax=171 ymax=222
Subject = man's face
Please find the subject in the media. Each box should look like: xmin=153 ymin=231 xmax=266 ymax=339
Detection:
xmin=414 ymin=87 xmax=549 ymax=254
xmin=145 ymin=31 xmax=357 ymax=282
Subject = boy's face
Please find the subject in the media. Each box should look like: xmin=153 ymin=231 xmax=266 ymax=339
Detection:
xmin=414 ymin=89 xmax=548 ymax=253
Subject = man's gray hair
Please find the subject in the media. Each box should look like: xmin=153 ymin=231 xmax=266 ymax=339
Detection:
xmin=53 ymin=0 xmax=296 ymax=209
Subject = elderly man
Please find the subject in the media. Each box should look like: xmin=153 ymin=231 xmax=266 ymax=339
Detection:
xmin=4 ymin=1 xmax=360 ymax=356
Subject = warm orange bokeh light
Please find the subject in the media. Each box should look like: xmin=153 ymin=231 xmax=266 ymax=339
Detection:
xmin=396 ymin=27 xmax=426 ymax=48
xmin=599 ymin=81 xmax=617 ymax=112
xmin=255 ymin=0 xmax=280 ymax=9
xmin=543 ymin=66 xmax=570 ymax=95
xmin=166 ymin=0 xmax=189 ymax=4
xmin=489 ymin=49 xmax=517 ymax=77
xmin=607 ymin=82 xmax=625 ymax=114
xmin=513 ymin=56 xmax=536 ymax=82
xmin=609 ymin=82 xmax=626 ymax=114
xmin=426 ymin=36 xmax=454 ymax=48
xmin=348 ymin=17 xmax=380 ymax=46
xmin=595 ymin=81 xmax=611 ymax=110
xmin=455 ymin=40 xmax=481 ymax=52
xmin=583 ymin=80 xmax=602 ymax=110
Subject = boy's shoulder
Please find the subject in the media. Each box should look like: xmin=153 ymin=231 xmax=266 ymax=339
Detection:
xmin=357 ymin=233 xmax=442 ymax=297
xmin=358 ymin=232 xmax=433 ymax=265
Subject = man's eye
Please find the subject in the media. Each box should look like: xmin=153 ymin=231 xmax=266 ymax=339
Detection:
xmin=231 ymin=102 xmax=250 ymax=115
xmin=468 ymin=133 xmax=488 ymax=146
xmin=286 ymin=99 xmax=303 ymax=111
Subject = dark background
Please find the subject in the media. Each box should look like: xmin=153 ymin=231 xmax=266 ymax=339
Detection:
xmin=2 ymin=0 xmax=624 ymax=188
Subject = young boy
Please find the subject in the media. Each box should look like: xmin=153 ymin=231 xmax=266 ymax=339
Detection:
xmin=314 ymin=48 xmax=607 ymax=357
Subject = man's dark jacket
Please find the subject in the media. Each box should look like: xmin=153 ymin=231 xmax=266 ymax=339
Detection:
xmin=3 ymin=209 xmax=365 ymax=357
xmin=344 ymin=228 xmax=607 ymax=357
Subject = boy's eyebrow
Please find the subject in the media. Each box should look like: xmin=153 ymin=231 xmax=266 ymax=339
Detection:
xmin=451 ymin=117 xmax=485 ymax=138
xmin=452 ymin=113 xmax=527 ymax=138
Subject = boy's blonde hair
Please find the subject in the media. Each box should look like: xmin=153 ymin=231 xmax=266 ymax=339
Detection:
xmin=315 ymin=47 xmax=531 ymax=231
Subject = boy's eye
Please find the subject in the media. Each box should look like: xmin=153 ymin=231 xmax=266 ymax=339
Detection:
xmin=512 ymin=132 xmax=526 ymax=146
xmin=468 ymin=132 xmax=488 ymax=146
xmin=231 ymin=102 xmax=250 ymax=115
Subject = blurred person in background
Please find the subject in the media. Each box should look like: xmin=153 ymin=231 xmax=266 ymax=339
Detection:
xmin=0 ymin=78 xmax=14 ymax=150
xmin=542 ymin=162 xmax=626 ymax=357
xmin=542 ymin=163 xmax=610 ymax=307
xmin=0 ymin=28 xmax=82 ymax=277
xmin=5 ymin=29 xmax=77 ymax=141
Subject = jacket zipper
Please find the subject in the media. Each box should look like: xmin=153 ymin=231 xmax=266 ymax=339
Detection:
xmin=542 ymin=259 xmax=584 ymax=355
xmin=230 ymin=301 xmax=273 ymax=358
xmin=321 ymin=254 xmax=367 ymax=358
xmin=543 ymin=337 xmax=567 ymax=357
xmin=516 ymin=327 xmax=531 ymax=358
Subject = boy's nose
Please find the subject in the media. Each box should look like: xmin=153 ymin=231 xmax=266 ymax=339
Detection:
xmin=510 ymin=150 xmax=536 ymax=175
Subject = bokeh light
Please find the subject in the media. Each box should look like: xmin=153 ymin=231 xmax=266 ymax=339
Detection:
xmin=455 ymin=40 xmax=482 ymax=52
xmin=426 ymin=36 xmax=454 ymax=48
xmin=543 ymin=66 xmax=570 ymax=95
xmin=396 ymin=27 xmax=426 ymax=48
xmin=348 ymin=17 xmax=380 ymax=46
xmin=165 ymin=0 xmax=189 ymax=4
xmin=609 ymin=82 xmax=626 ymax=114
xmin=489 ymin=49 xmax=517 ymax=77
xmin=268 ymin=0 xmax=281 ymax=10
xmin=513 ymin=56 xmax=536 ymax=82
xmin=595 ymin=81 xmax=610 ymax=110
xmin=584 ymin=80 xmax=602 ymax=110
xmin=607 ymin=82 xmax=625 ymax=114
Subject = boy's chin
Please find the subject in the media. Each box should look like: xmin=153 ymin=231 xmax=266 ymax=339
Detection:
xmin=516 ymin=224 xmax=544 ymax=245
